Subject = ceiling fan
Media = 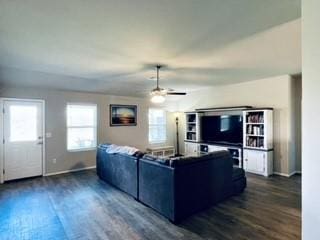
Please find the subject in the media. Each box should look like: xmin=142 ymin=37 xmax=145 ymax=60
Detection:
xmin=150 ymin=65 xmax=186 ymax=103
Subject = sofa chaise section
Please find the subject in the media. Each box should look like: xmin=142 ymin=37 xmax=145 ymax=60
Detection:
xmin=138 ymin=151 xmax=237 ymax=223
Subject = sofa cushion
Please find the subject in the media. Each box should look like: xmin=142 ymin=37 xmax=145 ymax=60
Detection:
xmin=142 ymin=151 xmax=232 ymax=168
xmin=142 ymin=154 xmax=171 ymax=165
xmin=169 ymin=151 xmax=231 ymax=167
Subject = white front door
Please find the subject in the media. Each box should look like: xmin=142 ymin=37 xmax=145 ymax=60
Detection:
xmin=3 ymin=100 xmax=44 ymax=181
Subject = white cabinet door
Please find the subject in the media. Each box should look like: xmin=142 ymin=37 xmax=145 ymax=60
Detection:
xmin=256 ymin=152 xmax=265 ymax=173
xmin=185 ymin=142 xmax=198 ymax=156
xmin=244 ymin=150 xmax=265 ymax=174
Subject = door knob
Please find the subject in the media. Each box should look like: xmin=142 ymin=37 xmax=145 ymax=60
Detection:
xmin=37 ymin=141 xmax=43 ymax=145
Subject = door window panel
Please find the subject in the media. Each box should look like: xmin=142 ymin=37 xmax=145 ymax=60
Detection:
xmin=10 ymin=105 xmax=38 ymax=142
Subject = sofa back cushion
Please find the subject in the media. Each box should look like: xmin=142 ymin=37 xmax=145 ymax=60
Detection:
xmin=170 ymin=151 xmax=230 ymax=167
xmin=142 ymin=154 xmax=171 ymax=165
xmin=142 ymin=151 xmax=231 ymax=168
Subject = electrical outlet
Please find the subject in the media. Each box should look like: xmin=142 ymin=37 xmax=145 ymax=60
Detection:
xmin=52 ymin=158 xmax=57 ymax=164
xmin=46 ymin=132 xmax=52 ymax=138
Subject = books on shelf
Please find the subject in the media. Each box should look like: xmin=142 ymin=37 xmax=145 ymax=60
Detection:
xmin=246 ymin=113 xmax=264 ymax=123
xmin=245 ymin=111 xmax=266 ymax=148
xmin=246 ymin=125 xmax=264 ymax=135
xmin=186 ymin=132 xmax=196 ymax=141
xmin=246 ymin=136 xmax=264 ymax=148
xmin=187 ymin=125 xmax=196 ymax=132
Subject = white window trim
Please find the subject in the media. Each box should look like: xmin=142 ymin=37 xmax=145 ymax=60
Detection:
xmin=148 ymin=108 xmax=167 ymax=144
xmin=66 ymin=103 xmax=98 ymax=152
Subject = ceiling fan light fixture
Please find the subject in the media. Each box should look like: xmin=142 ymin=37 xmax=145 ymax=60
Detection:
xmin=150 ymin=92 xmax=166 ymax=103
xmin=149 ymin=64 xmax=186 ymax=103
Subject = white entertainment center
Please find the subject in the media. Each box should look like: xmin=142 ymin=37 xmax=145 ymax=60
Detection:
xmin=184 ymin=107 xmax=274 ymax=177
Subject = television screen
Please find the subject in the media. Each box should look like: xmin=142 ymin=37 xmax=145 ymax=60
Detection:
xmin=201 ymin=115 xmax=243 ymax=145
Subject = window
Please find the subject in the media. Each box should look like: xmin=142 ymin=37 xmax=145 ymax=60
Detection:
xmin=148 ymin=108 xmax=166 ymax=144
xmin=10 ymin=105 xmax=38 ymax=142
xmin=67 ymin=104 xmax=97 ymax=151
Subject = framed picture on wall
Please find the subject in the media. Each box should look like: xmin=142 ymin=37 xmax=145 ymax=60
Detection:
xmin=110 ymin=104 xmax=137 ymax=126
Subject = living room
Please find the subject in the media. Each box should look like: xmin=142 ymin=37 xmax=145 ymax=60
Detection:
xmin=0 ymin=1 xmax=319 ymax=239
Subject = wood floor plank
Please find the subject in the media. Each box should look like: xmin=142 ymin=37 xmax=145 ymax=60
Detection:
xmin=0 ymin=170 xmax=301 ymax=240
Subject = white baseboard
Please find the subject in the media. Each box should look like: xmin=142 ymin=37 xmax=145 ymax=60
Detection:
xmin=273 ymin=171 xmax=300 ymax=177
xmin=44 ymin=166 xmax=96 ymax=177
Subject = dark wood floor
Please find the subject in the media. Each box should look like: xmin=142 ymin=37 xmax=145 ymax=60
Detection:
xmin=0 ymin=170 xmax=301 ymax=240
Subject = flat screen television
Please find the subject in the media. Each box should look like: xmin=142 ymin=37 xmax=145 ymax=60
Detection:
xmin=201 ymin=115 xmax=243 ymax=145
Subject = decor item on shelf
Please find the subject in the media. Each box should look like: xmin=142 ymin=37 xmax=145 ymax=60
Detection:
xmin=110 ymin=104 xmax=137 ymax=126
xmin=150 ymin=65 xmax=187 ymax=103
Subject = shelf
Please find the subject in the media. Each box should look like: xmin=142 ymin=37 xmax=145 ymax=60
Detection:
xmin=246 ymin=134 xmax=264 ymax=137
xmin=187 ymin=131 xmax=196 ymax=133
xmin=185 ymin=139 xmax=198 ymax=142
xmin=199 ymin=153 xmax=240 ymax=159
xmin=187 ymin=122 xmax=197 ymax=124
xmin=246 ymin=123 xmax=264 ymax=125
xmin=244 ymin=146 xmax=267 ymax=150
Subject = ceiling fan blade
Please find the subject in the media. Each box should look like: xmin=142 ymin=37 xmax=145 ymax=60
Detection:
xmin=167 ymin=92 xmax=187 ymax=95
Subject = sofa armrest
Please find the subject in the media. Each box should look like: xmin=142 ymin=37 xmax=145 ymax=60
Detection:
xmin=96 ymin=150 xmax=138 ymax=198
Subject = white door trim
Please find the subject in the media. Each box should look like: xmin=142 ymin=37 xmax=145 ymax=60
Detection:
xmin=0 ymin=98 xmax=46 ymax=183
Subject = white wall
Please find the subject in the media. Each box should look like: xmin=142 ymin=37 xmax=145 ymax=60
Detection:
xmin=175 ymin=75 xmax=301 ymax=175
xmin=0 ymin=87 xmax=175 ymax=175
xmin=0 ymin=75 xmax=302 ymax=177
xmin=302 ymin=0 xmax=320 ymax=238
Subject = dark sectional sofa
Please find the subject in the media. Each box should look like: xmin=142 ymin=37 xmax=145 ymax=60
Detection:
xmin=96 ymin=144 xmax=246 ymax=223
xmin=97 ymin=144 xmax=139 ymax=198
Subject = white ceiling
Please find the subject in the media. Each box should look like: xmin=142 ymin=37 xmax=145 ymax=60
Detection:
xmin=0 ymin=0 xmax=301 ymax=97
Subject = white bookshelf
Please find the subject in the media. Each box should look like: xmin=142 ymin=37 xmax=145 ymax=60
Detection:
xmin=184 ymin=112 xmax=201 ymax=157
xmin=243 ymin=109 xmax=273 ymax=150
xmin=185 ymin=112 xmax=201 ymax=142
xmin=243 ymin=109 xmax=273 ymax=176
